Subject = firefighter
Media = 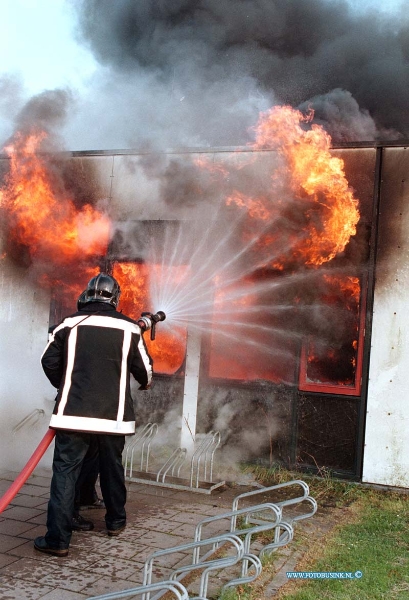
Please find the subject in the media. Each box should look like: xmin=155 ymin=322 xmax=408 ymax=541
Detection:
xmin=74 ymin=289 xmax=104 ymax=518
xmin=34 ymin=273 xmax=153 ymax=557
xmin=48 ymin=291 xmax=105 ymax=533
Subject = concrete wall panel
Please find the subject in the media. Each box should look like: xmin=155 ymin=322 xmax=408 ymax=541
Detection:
xmin=363 ymin=147 xmax=409 ymax=487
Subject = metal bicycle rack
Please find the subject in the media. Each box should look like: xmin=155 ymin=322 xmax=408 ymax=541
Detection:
xmin=142 ymin=534 xmax=246 ymax=600
xmin=123 ymin=424 xmax=225 ymax=494
xmin=193 ymin=503 xmax=287 ymax=578
xmin=189 ymin=431 xmax=220 ymax=488
xmin=87 ymin=480 xmax=318 ymax=600
xmin=87 ymin=580 xmax=189 ymax=600
xmin=231 ymin=480 xmax=318 ymax=526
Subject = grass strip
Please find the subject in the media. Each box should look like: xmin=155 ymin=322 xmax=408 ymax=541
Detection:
xmin=276 ymin=491 xmax=409 ymax=600
xmin=218 ymin=466 xmax=409 ymax=600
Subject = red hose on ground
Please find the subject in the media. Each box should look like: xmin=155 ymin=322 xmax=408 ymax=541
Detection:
xmin=0 ymin=428 xmax=55 ymax=514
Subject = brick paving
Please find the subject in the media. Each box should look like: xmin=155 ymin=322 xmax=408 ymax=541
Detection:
xmin=0 ymin=468 xmax=247 ymax=599
xmin=0 ymin=468 xmax=330 ymax=599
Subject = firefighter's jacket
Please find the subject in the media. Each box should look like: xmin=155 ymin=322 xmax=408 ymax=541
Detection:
xmin=41 ymin=302 xmax=153 ymax=435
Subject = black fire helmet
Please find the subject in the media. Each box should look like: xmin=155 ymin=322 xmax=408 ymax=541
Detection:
xmin=84 ymin=273 xmax=121 ymax=308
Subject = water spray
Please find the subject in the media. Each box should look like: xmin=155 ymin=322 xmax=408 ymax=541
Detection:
xmin=137 ymin=311 xmax=166 ymax=341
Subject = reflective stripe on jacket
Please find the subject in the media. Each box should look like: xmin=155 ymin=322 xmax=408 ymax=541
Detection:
xmin=41 ymin=303 xmax=153 ymax=435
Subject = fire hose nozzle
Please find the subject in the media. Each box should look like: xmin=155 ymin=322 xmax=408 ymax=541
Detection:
xmin=138 ymin=311 xmax=166 ymax=340
xmin=152 ymin=310 xmax=166 ymax=323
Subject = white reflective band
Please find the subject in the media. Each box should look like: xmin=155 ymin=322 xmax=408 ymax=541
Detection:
xmin=138 ymin=335 xmax=153 ymax=385
xmin=49 ymin=415 xmax=136 ymax=434
xmin=117 ymin=329 xmax=132 ymax=423
xmin=57 ymin=326 xmax=78 ymax=416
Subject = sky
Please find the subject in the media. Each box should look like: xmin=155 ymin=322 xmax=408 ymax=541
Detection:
xmin=0 ymin=0 xmax=408 ymax=151
xmin=0 ymin=1 xmax=97 ymax=96
xmin=0 ymin=0 xmax=403 ymax=95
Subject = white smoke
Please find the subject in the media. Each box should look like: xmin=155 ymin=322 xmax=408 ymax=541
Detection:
xmin=0 ymin=258 xmax=55 ymax=471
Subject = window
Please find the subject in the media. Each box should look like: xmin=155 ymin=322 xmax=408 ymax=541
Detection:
xmin=299 ymin=274 xmax=366 ymax=396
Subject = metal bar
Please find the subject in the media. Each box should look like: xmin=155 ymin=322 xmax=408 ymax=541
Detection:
xmin=190 ymin=434 xmax=214 ymax=488
xmin=222 ymin=553 xmax=263 ymax=589
xmin=189 ymin=432 xmax=220 ymax=488
xmin=275 ymin=495 xmax=317 ymax=522
xmin=141 ymin=424 xmax=158 ymax=472
xmin=11 ymin=139 xmax=402 ymax=162
xmin=156 ymin=449 xmax=186 ymax=483
xmin=207 ymin=431 xmax=221 ymax=482
xmin=232 ymin=479 xmax=318 ymax=529
xmin=124 ymin=426 xmax=224 ymax=493
xmin=193 ymin=503 xmax=282 ymax=567
xmin=231 ymin=480 xmax=311 ymax=527
xmin=195 ymin=553 xmax=261 ymax=598
xmin=124 ymin=423 xmax=150 ymax=474
xmin=199 ymin=433 xmax=219 ymax=484
xmin=142 ymin=534 xmax=244 ymax=600
xmin=123 ymin=424 xmax=152 ymax=477
xmin=171 ymin=449 xmax=188 ymax=478
xmin=125 ymin=474 xmax=225 ymax=494
xmin=86 ymin=580 xmax=189 ymax=600
xmin=123 ymin=424 xmax=159 ymax=478
xmin=259 ymin=521 xmax=294 ymax=557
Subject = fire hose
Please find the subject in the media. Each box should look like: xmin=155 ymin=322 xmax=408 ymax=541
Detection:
xmin=0 ymin=428 xmax=56 ymax=514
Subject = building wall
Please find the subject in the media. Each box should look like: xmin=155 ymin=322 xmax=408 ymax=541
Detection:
xmin=363 ymin=147 xmax=409 ymax=488
xmin=0 ymin=256 xmax=55 ymax=471
xmin=1 ymin=146 xmax=409 ymax=486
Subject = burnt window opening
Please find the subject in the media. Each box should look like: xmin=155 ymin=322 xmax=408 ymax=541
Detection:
xmin=40 ymin=146 xmax=378 ymax=484
xmin=207 ymin=272 xmax=299 ymax=384
xmin=111 ymin=260 xmax=187 ymax=376
xmin=108 ymin=220 xmax=190 ymax=376
xmin=299 ymin=273 xmax=367 ymax=396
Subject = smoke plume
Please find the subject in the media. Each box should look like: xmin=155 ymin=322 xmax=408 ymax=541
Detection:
xmin=61 ymin=0 xmax=409 ymax=149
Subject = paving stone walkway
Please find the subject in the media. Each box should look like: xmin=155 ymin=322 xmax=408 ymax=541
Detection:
xmin=0 ymin=468 xmax=330 ymax=599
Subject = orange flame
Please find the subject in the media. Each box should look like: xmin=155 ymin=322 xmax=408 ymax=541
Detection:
xmin=0 ymin=131 xmax=110 ymax=277
xmin=222 ymin=106 xmax=360 ymax=269
xmin=322 ymin=274 xmax=360 ymax=307
xmin=226 ymin=191 xmax=273 ymax=220
xmin=251 ymin=105 xmax=360 ymax=266
xmin=210 ymin=280 xmax=257 ymax=380
xmin=49 ymin=266 xmax=101 ymax=301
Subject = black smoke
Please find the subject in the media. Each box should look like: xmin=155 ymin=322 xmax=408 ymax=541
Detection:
xmin=71 ymin=0 xmax=408 ymax=145
xmin=13 ymin=89 xmax=73 ymax=139
xmin=1 ymin=88 xmax=74 ymax=155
